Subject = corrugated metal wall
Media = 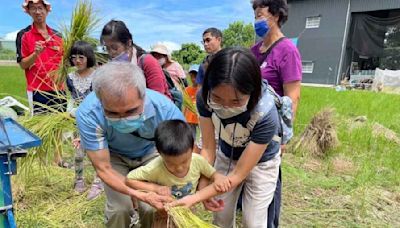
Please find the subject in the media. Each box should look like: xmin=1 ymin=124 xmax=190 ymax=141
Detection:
xmin=285 ymin=0 xmax=400 ymax=84
xmin=351 ymin=0 xmax=400 ymax=12
xmin=284 ymin=0 xmax=349 ymax=84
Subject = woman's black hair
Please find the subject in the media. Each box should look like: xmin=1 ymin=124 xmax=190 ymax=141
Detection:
xmin=132 ymin=43 xmax=146 ymax=58
xmin=100 ymin=20 xmax=147 ymax=58
xmin=100 ymin=20 xmax=133 ymax=47
xmin=69 ymin=41 xmax=96 ymax=68
xmin=252 ymin=0 xmax=289 ymax=27
xmin=201 ymin=47 xmax=262 ymax=112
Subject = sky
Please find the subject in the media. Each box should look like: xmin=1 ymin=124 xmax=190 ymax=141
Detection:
xmin=0 ymin=0 xmax=255 ymax=51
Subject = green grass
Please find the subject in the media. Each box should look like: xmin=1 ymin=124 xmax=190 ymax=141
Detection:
xmin=0 ymin=66 xmax=28 ymax=105
xmin=1 ymin=67 xmax=399 ymax=227
xmin=282 ymin=87 xmax=400 ymax=227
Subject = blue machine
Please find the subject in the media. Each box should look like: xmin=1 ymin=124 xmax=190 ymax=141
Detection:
xmin=0 ymin=117 xmax=41 ymax=228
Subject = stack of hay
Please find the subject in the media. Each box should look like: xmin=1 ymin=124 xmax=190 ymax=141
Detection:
xmin=294 ymin=108 xmax=339 ymax=156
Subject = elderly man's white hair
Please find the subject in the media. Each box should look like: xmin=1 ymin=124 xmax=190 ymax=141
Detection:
xmin=92 ymin=62 xmax=146 ymax=100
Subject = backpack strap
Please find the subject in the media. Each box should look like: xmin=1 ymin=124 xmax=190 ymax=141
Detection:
xmin=162 ymin=69 xmax=176 ymax=90
xmin=258 ymin=37 xmax=286 ymax=65
xmin=246 ymin=91 xmax=275 ymax=132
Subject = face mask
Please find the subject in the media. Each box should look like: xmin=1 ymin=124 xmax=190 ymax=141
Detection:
xmin=112 ymin=52 xmax=130 ymax=62
xmin=157 ymin=57 xmax=166 ymax=66
xmin=207 ymin=98 xmax=248 ymax=119
xmin=254 ymin=19 xmax=270 ymax=38
xmin=106 ymin=113 xmax=145 ymax=133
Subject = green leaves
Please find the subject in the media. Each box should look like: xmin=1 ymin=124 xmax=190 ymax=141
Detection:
xmin=172 ymin=43 xmax=206 ymax=66
xmin=222 ymin=21 xmax=255 ymax=48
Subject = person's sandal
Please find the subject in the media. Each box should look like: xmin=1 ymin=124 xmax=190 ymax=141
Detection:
xmin=74 ymin=179 xmax=86 ymax=194
xmin=87 ymin=180 xmax=104 ymax=200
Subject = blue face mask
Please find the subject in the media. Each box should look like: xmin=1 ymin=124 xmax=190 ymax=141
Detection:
xmin=106 ymin=114 xmax=145 ymax=133
xmin=254 ymin=19 xmax=270 ymax=38
xmin=112 ymin=52 xmax=130 ymax=62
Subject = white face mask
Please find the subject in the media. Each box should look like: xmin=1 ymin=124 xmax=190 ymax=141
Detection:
xmin=207 ymin=98 xmax=249 ymax=119
xmin=157 ymin=57 xmax=166 ymax=66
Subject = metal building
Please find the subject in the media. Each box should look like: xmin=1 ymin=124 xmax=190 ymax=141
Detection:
xmin=284 ymin=0 xmax=400 ymax=85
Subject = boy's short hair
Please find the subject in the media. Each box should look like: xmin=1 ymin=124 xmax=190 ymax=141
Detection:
xmin=69 ymin=41 xmax=96 ymax=68
xmin=155 ymin=120 xmax=194 ymax=156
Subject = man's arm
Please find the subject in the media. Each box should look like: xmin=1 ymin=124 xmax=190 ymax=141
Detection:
xmin=19 ymin=41 xmax=45 ymax=70
xmin=87 ymin=148 xmax=138 ymax=195
xmin=19 ymin=52 xmax=38 ymax=70
xmin=87 ymin=148 xmax=172 ymax=208
xmin=126 ymin=179 xmax=171 ymax=196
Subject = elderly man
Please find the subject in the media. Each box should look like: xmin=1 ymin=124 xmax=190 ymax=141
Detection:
xmin=76 ymin=62 xmax=184 ymax=227
xmin=16 ymin=0 xmax=66 ymax=114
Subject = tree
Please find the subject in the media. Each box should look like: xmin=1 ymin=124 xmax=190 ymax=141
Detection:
xmin=222 ymin=21 xmax=255 ymax=48
xmin=172 ymin=43 xmax=206 ymax=66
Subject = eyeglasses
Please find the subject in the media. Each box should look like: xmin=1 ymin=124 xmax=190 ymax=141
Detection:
xmin=201 ymin=38 xmax=213 ymax=45
xmin=29 ymin=6 xmax=46 ymax=13
xmin=70 ymin=55 xmax=86 ymax=61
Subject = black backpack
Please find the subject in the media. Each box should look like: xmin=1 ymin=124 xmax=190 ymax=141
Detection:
xmin=139 ymin=54 xmax=183 ymax=109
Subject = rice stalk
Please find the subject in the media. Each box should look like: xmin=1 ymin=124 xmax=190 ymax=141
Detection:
xmin=55 ymin=0 xmax=100 ymax=84
xmin=177 ymin=82 xmax=197 ymax=114
xmin=167 ymin=206 xmax=219 ymax=228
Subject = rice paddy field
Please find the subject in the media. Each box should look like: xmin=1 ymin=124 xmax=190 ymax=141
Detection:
xmin=1 ymin=65 xmax=399 ymax=227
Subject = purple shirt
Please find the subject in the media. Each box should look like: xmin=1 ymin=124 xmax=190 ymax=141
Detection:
xmin=251 ymin=38 xmax=302 ymax=96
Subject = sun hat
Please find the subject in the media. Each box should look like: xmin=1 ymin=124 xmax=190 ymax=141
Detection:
xmin=150 ymin=44 xmax=173 ymax=62
xmin=22 ymin=0 xmax=51 ymax=13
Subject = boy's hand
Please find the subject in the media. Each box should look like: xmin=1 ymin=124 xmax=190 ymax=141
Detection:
xmin=156 ymin=186 xmax=171 ymax=197
xmin=166 ymin=195 xmax=197 ymax=209
xmin=213 ymin=174 xmax=231 ymax=193
xmin=134 ymin=191 xmax=173 ymax=211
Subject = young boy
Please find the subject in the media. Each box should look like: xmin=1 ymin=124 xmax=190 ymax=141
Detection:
xmin=126 ymin=120 xmax=229 ymax=226
xmin=184 ymin=64 xmax=200 ymax=139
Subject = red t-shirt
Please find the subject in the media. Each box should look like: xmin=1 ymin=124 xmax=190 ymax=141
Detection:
xmin=16 ymin=24 xmax=64 ymax=92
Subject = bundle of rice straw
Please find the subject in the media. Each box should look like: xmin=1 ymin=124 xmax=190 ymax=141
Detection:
xmin=19 ymin=111 xmax=76 ymax=173
xmin=293 ymin=108 xmax=339 ymax=157
xmin=167 ymin=207 xmax=219 ymax=228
